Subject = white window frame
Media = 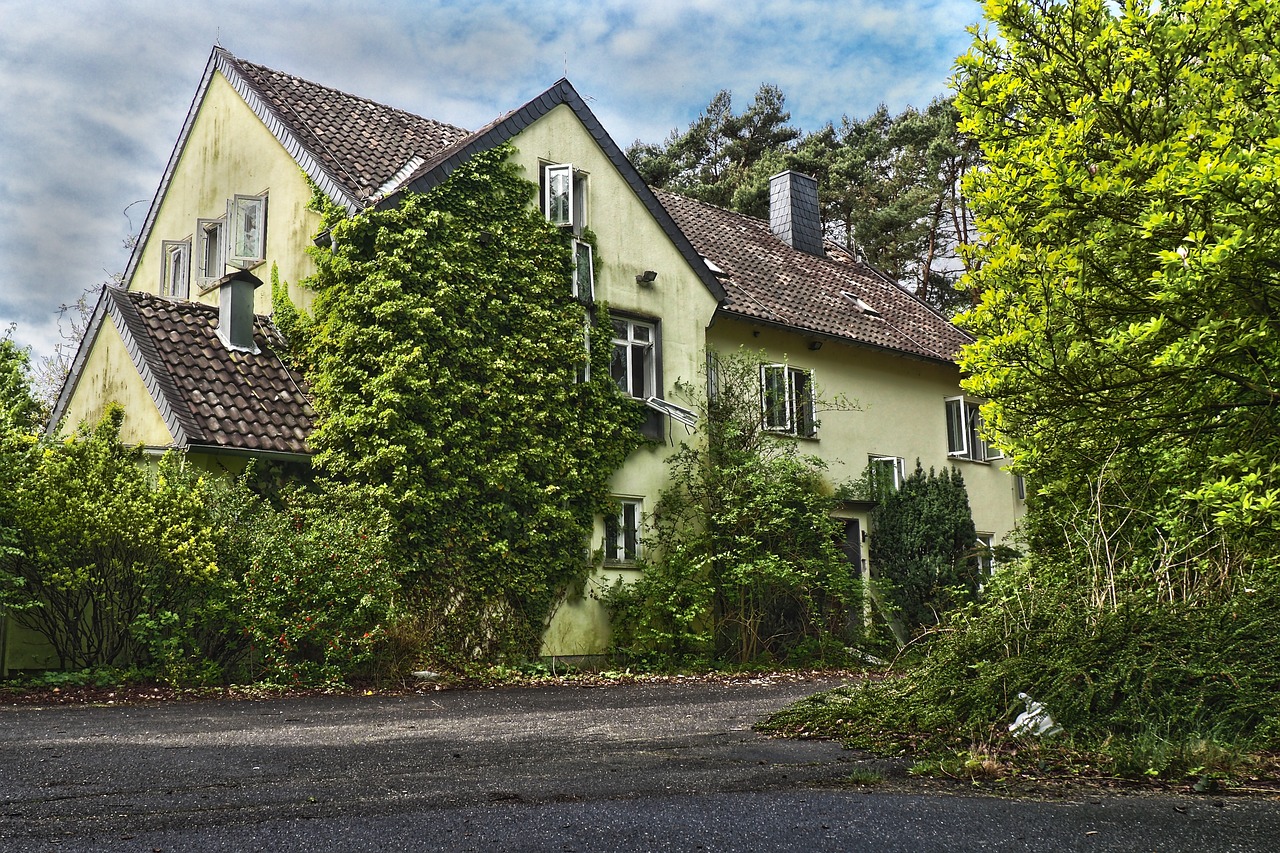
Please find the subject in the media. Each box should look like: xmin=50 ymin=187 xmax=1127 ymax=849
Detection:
xmin=761 ymin=364 xmax=817 ymax=438
xmin=604 ymin=498 xmax=643 ymax=563
xmin=868 ymin=455 xmax=906 ymax=491
xmin=611 ymin=317 xmax=657 ymax=400
xmin=196 ymin=217 xmax=226 ymax=292
xmin=976 ymin=533 xmax=996 ymax=576
xmin=160 ymin=239 xmax=191 ymax=299
xmin=945 ymin=395 xmax=995 ymax=462
xmin=573 ymin=239 xmax=594 ymax=302
xmin=544 ymin=163 xmax=575 ymax=228
xmin=228 ymin=193 xmax=267 ymax=268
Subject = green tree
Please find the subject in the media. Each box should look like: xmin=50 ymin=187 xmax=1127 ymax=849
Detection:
xmin=606 ymin=349 xmax=860 ymax=664
xmin=293 ymin=145 xmax=640 ymax=663
xmin=956 ymin=0 xmax=1280 ymax=593
xmin=868 ymin=463 xmax=979 ymax=644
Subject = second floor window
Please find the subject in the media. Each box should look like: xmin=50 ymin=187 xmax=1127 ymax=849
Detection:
xmin=761 ymin=364 xmax=816 ymax=438
xmin=160 ymin=239 xmax=190 ymax=299
xmin=946 ymin=395 xmax=1001 ymax=462
xmin=611 ymin=317 xmax=656 ymax=400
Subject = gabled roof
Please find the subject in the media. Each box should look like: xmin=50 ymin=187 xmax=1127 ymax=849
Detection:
xmin=656 ymin=189 xmax=972 ymax=364
xmin=48 ymin=288 xmax=313 ymax=458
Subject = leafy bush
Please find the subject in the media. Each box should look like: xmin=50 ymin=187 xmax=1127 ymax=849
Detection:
xmin=605 ymin=349 xmax=860 ymax=666
xmin=868 ymin=463 xmax=979 ymax=644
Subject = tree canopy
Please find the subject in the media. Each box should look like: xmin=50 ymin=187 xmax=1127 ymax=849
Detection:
xmin=956 ymin=0 xmax=1280 ymax=584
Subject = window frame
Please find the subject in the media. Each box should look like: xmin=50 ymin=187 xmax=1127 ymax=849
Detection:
xmin=610 ymin=316 xmax=658 ymax=401
xmin=196 ymin=217 xmax=226 ymax=292
xmin=604 ymin=498 xmax=643 ymax=563
xmin=544 ymin=163 xmax=575 ymax=229
xmin=160 ymin=239 xmax=191 ymax=299
xmin=945 ymin=395 xmax=997 ymax=462
xmin=761 ymin=364 xmax=817 ymax=438
xmin=868 ymin=454 xmax=906 ymax=492
xmin=227 ymin=193 xmax=267 ymax=268
xmin=572 ymin=239 xmax=594 ymax=302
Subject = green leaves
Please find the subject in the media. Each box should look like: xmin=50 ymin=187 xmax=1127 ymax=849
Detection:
xmin=297 ymin=145 xmax=640 ymax=662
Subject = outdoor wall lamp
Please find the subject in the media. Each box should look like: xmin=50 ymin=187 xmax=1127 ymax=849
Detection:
xmin=636 ymin=270 xmax=658 ymax=286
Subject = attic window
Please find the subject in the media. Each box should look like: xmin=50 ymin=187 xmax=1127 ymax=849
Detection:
xmin=573 ymin=239 xmax=594 ymax=302
xmin=544 ymin=163 xmax=587 ymax=233
xmin=196 ymin=218 xmax=225 ymax=292
xmin=228 ymin=193 xmax=267 ymax=268
xmin=841 ymin=291 xmax=881 ymax=317
xmin=160 ymin=239 xmax=191 ymax=299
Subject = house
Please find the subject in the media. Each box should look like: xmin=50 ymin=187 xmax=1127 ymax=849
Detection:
xmin=29 ymin=46 xmax=1024 ymax=666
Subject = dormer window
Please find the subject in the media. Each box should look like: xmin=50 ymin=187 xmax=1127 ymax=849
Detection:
xmin=543 ymin=163 xmax=587 ymax=233
xmin=228 ymin=193 xmax=267 ymax=268
xmin=160 ymin=239 xmax=190 ymax=299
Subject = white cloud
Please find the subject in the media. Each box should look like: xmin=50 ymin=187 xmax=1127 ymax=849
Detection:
xmin=0 ymin=0 xmax=979 ymax=364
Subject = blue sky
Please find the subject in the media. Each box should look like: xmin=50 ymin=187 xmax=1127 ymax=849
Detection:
xmin=0 ymin=0 xmax=981 ymax=363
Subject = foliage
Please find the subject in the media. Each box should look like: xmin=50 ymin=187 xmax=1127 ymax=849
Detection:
xmin=210 ymin=477 xmax=398 ymax=686
xmin=761 ymin=558 xmax=1280 ymax=776
xmin=956 ymin=0 xmax=1280 ymax=583
xmin=604 ymin=349 xmax=860 ymax=665
xmin=0 ymin=407 xmax=227 ymax=673
xmin=1 ymin=327 xmax=41 ymax=434
xmin=291 ymin=145 xmax=641 ymax=664
xmin=868 ymin=463 xmax=979 ymax=644
xmin=629 ymin=90 xmax=978 ymax=313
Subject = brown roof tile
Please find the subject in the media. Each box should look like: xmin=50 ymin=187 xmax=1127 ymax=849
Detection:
xmin=229 ymin=56 xmax=471 ymax=203
xmin=655 ymin=189 xmax=971 ymax=363
xmin=109 ymin=289 xmax=314 ymax=456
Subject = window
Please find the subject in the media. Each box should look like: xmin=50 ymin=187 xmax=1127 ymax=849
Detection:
xmin=611 ymin=317 xmax=656 ymax=400
xmin=868 ymin=455 xmax=906 ymax=493
xmin=573 ymin=239 xmax=594 ymax=302
xmin=1015 ymin=474 xmax=1027 ymax=501
xmin=975 ymin=533 xmax=996 ymax=576
xmin=228 ymin=193 xmax=267 ymax=267
xmin=160 ymin=239 xmax=191 ymax=299
xmin=196 ymin=218 xmax=225 ymax=291
xmin=945 ymin=395 xmax=999 ymax=461
xmin=761 ymin=364 xmax=816 ymax=438
xmin=604 ymin=499 xmax=643 ymax=562
xmin=543 ymin=163 xmax=587 ymax=233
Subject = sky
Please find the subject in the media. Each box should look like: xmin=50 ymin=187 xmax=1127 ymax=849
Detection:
xmin=0 ymin=0 xmax=983 ymax=365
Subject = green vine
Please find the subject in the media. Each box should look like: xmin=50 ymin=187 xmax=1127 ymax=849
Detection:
xmin=290 ymin=145 xmax=642 ymax=664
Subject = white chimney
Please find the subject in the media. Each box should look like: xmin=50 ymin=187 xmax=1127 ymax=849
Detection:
xmin=215 ymin=268 xmax=263 ymax=353
xmin=769 ymin=171 xmax=824 ymax=256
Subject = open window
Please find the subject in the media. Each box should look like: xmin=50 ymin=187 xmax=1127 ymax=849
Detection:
xmin=945 ymin=395 xmax=1000 ymax=461
xmin=604 ymin=498 xmax=643 ymax=563
xmin=611 ymin=317 xmax=657 ymax=400
xmin=160 ymin=239 xmax=191 ymax=299
xmin=196 ymin=218 xmax=225 ymax=291
xmin=543 ymin=163 xmax=587 ymax=233
xmin=761 ymin=364 xmax=816 ymax=438
xmin=228 ymin=193 xmax=267 ymax=268
xmin=868 ymin=455 xmax=906 ymax=493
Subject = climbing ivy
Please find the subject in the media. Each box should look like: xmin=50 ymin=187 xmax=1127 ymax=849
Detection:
xmin=288 ymin=145 xmax=641 ymax=663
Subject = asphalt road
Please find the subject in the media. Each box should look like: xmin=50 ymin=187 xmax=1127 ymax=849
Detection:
xmin=2 ymin=677 xmax=1278 ymax=852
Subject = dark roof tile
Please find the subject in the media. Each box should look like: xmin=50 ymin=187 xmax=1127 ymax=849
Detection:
xmin=655 ymin=189 xmax=971 ymax=363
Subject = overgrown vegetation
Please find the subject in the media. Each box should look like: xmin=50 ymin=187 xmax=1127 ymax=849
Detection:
xmin=767 ymin=0 xmax=1280 ymax=785
xmin=604 ymin=349 xmax=860 ymax=666
xmin=280 ymin=145 xmax=641 ymax=666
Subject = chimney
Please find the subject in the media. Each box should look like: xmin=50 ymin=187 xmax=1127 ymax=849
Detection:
xmin=769 ymin=170 xmax=824 ymax=256
xmin=215 ymin=268 xmax=263 ymax=353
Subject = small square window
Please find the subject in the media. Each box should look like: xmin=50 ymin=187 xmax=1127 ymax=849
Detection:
xmin=604 ymin=499 xmax=643 ymax=563
xmin=761 ymin=364 xmax=816 ymax=438
xmin=160 ymin=239 xmax=191 ymax=299
xmin=228 ymin=193 xmax=267 ymax=268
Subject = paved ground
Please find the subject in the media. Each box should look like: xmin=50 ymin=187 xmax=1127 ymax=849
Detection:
xmin=3 ymin=677 xmax=1279 ymax=851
